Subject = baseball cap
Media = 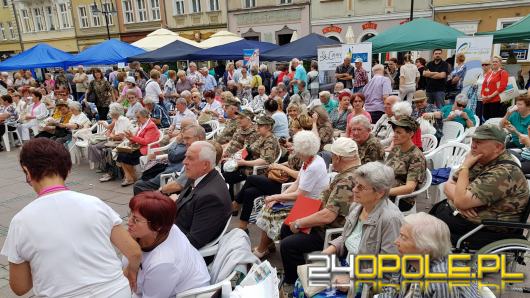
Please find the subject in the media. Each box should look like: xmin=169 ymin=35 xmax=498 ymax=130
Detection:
xmin=224 ymin=96 xmax=241 ymax=107
xmin=323 ymin=137 xmax=359 ymax=158
xmin=472 ymin=124 xmax=507 ymax=143
xmin=125 ymin=76 xmax=136 ymax=84
xmin=354 ymin=58 xmax=363 ymax=63
xmin=256 ymin=115 xmax=275 ymax=126
xmin=389 ymin=115 xmax=419 ymax=131
xmin=235 ymin=108 xmax=254 ymax=119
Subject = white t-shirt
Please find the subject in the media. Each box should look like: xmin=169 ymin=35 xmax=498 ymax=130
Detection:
xmin=126 ymin=225 xmax=210 ymax=298
xmin=399 ymin=63 xmax=420 ymax=86
xmin=145 ymin=79 xmax=162 ymax=104
xmin=69 ymin=112 xmax=90 ymax=127
xmin=1 ymin=190 xmax=130 ymax=297
xmin=114 ymin=115 xmax=132 ymax=134
xmin=298 ymin=155 xmax=328 ymax=198
xmin=172 ymin=108 xmax=197 ymax=129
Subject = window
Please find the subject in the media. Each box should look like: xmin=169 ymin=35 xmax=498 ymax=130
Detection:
xmin=45 ymin=6 xmax=55 ymax=30
xmin=102 ymin=2 xmax=114 ymax=25
xmin=0 ymin=24 xmax=5 ymax=40
xmin=8 ymin=21 xmax=15 ymax=39
xmin=279 ymin=0 xmax=292 ymax=4
xmin=2 ymin=0 xmax=8 ymax=7
xmin=34 ymin=8 xmax=45 ymax=31
xmin=78 ymin=6 xmax=89 ymax=28
xmin=150 ymin=0 xmax=160 ymax=20
xmin=174 ymin=0 xmax=184 ymax=15
xmin=496 ymin=18 xmax=530 ymax=62
xmin=244 ymin=0 xmax=255 ymax=8
xmin=190 ymin=0 xmax=201 ymax=13
xmin=136 ymin=0 xmax=147 ymax=22
xmin=58 ymin=3 xmax=71 ymax=28
xmin=90 ymin=4 xmax=101 ymax=27
xmin=20 ymin=9 xmax=33 ymax=32
xmin=123 ymin=0 xmax=134 ymax=23
xmin=209 ymin=0 xmax=219 ymax=11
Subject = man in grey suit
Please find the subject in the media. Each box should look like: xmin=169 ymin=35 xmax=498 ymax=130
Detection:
xmin=175 ymin=141 xmax=232 ymax=249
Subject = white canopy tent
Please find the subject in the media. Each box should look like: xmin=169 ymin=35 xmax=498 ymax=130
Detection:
xmin=132 ymin=28 xmax=201 ymax=51
xmin=199 ymin=31 xmax=243 ymax=49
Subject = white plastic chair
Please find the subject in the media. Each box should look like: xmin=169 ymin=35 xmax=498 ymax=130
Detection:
xmin=473 ymin=115 xmax=480 ymax=127
xmin=395 ymin=169 xmax=432 ymax=216
xmin=440 ymin=121 xmax=465 ymax=145
xmin=425 ymin=142 xmax=470 ymax=169
xmin=421 ymin=134 xmax=438 ymax=154
xmin=205 ymin=120 xmax=220 ymax=140
xmin=198 ymin=216 xmax=231 ymax=258
xmin=139 ymin=130 xmax=166 ymax=168
xmin=455 ymin=127 xmax=476 ymax=146
xmin=484 ymin=117 xmax=503 ymax=126
xmin=2 ymin=122 xmax=21 ymax=152
xmin=176 ymin=271 xmax=235 ymax=298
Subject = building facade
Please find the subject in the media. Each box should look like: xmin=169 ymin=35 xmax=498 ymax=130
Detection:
xmin=227 ymin=0 xmax=310 ymax=45
xmin=115 ymin=0 xmax=166 ymax=43
xmin=164 ymin=0 xmax=227 ymax=42
xmin=434 ymin=0 xmax=530 ymax=64
xmin=13 ymin=0 xmax=79 ymax=52
xmin=311 ymin=0 xmax=432 ymax=44
xmin=71 ymin=0 xmax=120 ymax=50
xmin=0 ymin=0 xmax=22 ymax=59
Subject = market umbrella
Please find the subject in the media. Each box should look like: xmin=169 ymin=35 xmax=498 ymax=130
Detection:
xmin=66 ymin=39 xmax=145 ymax=66
xmin=184 ymin=39 xmax=278 ymax=61
xmin=290 ymin=31 xmax=299 ymax=42
xmin=128 ymin=40 xmax=201 ymax=62
xmin=199 ymin=31 xmax=243 ymax=49
xmin=367 ymin=18 xmax=466 ymax=53
xmin=0 ymin=43 xmax=74 ymax=71
xmin=476 ymin=14 xmax=530 ymax=43
xmin=261 ymin=33 xmax=340 ymax=61
xmin=132 ymin=28 xmax=200 ymax=51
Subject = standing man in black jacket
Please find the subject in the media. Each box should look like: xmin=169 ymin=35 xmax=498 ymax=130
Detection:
xmin=175 ymin=141 xmax=232 ymax=249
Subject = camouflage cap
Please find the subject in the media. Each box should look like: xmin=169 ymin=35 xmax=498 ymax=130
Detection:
xmin=389 ymin=115 xmax=418 ymax=131
xmin=256 ymin=115 xmax=275 ymax=126
xmin=235 ymin=108 xmax=254 ymax=119
xmin=472 ymin=124 xmax=507 ymax=143
xmin=55 ymin=100 xmax=69 ymax=107
xmin=224 ymin=96 xmax=241 ymax=107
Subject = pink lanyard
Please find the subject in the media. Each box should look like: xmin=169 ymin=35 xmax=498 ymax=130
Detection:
xmin=38 ymin=185 xmax=69 ymax=197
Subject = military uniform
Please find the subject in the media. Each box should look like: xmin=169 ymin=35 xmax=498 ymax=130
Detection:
xmin=224 ymin=124 xmax=259 ymax=157
xmin=319 ymin=166 xmax=357 ymax=230
xmin=385 ymin=145 xmax=426 ymax=206
xmin=216 ymin=117 xmax=238 ymax=145
xmin=450 ymin=151 xmax=529 ymax=225
xmin=358 ymin=134 xmax=385 ymax=164
xmin=318 ymin=123 xmax=334 ymax=151
xmin=248 ymin=134 xmax=281 ymax=165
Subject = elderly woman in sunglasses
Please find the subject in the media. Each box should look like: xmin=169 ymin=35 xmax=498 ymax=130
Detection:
xmin=440 ymin=93 xmax=476 ymax=128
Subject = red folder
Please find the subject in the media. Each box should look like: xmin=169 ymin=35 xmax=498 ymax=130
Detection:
xmin=284 ymin=194 xmax=322 ymax=234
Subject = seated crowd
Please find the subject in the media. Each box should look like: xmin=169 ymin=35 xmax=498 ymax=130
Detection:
xmin=1 ymin=58 xmax=530 ymax=298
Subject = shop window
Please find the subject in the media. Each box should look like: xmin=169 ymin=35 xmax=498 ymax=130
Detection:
xmin=497 ymin=18 xmax=529 ymax=62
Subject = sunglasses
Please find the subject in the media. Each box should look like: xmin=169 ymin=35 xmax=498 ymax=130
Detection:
xmin=481 ymin=64 xmax=490 ymax=66
xmin=456 ymin=103 xmax=466 ymax=108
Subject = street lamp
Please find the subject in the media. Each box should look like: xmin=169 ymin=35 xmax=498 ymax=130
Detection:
xmin=91 ymin=0 xmax=117 ymax=40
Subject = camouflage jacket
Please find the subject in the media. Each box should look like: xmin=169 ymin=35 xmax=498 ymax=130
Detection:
xmin=358 ymin=134 xmax=385 ymax=164
xmin=248 ymin=134 xmax=281 ymax=164
xmin=216 ymin=117 xmax=238 ymax=145
xmin=224 ymin=124 xmax=259 ymax=157
xmin=451 ymin=151 xmax=529 ymax=226
xmin=385 ymin=145 xmax=426 ymax=205
xmin=318 ymin=123 xmax=334 ymax=151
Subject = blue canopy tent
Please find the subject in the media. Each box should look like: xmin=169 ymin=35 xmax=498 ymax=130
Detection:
xmin=66 ymin=39 xmax=145 ymax=66
xmin=183 ymin=39 xmax=278 ymax=61
xmin=127 ymin=40 xmax=201 ymax=62
xmin=260 ymin=33 xmax=341 ymax=61
xmin=0 ymin=43 xmax=74 ymax=71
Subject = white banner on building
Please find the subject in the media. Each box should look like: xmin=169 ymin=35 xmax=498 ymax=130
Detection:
xmin=317 ymin=43 xmax=372 ymax=86
xmin=455 ymin=36 xmax=493 ymax=93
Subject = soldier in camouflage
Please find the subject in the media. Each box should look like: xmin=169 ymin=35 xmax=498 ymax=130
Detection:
xmin=215 ymin=93 xmax=240 ymax=145
xmin=433 ymin=124 xmax=530 ymax=247
xmin=385 ymin=116 xmax=426 ymax=211
xmin=348 ymin=114 xmax=385 ymax=164
xmin=222 ymin=109 xmax=259 ymax=158
xmin=279 ymin=137 xmax=361 ymax=286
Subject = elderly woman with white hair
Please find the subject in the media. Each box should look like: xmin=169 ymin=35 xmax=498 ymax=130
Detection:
xmin=143 ymin=96 xmax=170 ymax=128
xmin=176 ymin=70 xmax=194 ymax=94
xmin=391 ymin=212 xmax=481 ymax=298
xmin=50 ymin=101 xmax=90 ymax=144
xmin=89 ymin=103 xmax=132 ymax=182
xmin=319 ymin=90 xmax=338 ymax=116
xmin=293 ymin=162 xmax=402 ymax=297
xmin=255 ymin=131 xmax=328 ymax=258
xmin=389 ymin=101 xmax=423 ymax=149
xmin=125 ymin=89 xmax=143 ymax=120
xmin=441 ymin=93 xmax=476 ymax=128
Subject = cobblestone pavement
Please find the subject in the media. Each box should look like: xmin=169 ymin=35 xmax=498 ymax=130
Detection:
xmin=0 ymin=148 xmax=528 ymax=297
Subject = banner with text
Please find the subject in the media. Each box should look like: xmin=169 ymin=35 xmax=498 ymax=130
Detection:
xmin=243 ymin=49 xmax=259 ymax=69
xmin=455 ymin=36 xmax=493 ymax=94
xmin=317 ymin=43 xmax=372 ymax=86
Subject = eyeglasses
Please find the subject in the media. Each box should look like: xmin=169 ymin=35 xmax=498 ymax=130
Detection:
xmin=456 ymin=103 xmax=466 ymax=108
xmin=354 ymin=183 xmax=373 ymax=192
xmin=127 ymin=212 xmax=150 ymax=224
xmin=481 ymin=64 xmax=490 ymax=66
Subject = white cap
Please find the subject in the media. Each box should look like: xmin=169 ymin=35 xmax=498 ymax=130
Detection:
xmin=323 ymin=137 xmax=359 ymax=157
xmin=354 ymin=58 xmax=363 ymax=63
xmin=125 ymin=76 xmax=136 ymax=84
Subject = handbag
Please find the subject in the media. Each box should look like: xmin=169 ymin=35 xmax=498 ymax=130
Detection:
xmin=116 ymin=140 xmax=140 ymax=153
xmin=499 ymin=76 xmax=517 ymax=104
xmin=267 ymin=168 xmax=290 ymax=183
xmin=417 ymin=117 xmax=436 ymax=135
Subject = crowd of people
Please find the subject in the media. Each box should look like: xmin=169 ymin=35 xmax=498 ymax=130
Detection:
xmin=1 ymin=52 xmax=530 ymax=298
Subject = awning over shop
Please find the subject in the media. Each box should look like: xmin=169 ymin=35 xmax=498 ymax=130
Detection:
xmin=184 ymin=39 xmax=278 ymax=61
xmin=66 ymin=39 xmax=145 ymax=66
xmin=367 ymin=18 xmax=466 ymax=53
xmin=260 ymin=33 xmax=341 ymax=61
xmin=132 ymin=28 xmax=201 ymax=51
xmin=476 ymin=14 xmax=530 ymax=43
xmin=0 ymin=43 xmax=73 ymax=71
xmin=128 ymin=40 xmax=201 ymax=62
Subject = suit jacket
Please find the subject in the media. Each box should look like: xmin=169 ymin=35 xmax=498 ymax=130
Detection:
xmin=129 ymin=119 xmax=160 ymax=155
xmin=175 ymin=170 xmax=232 ymax=249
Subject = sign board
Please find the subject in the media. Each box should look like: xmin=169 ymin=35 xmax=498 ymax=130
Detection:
xmin=455 ymin=36 xmax=493 ymax=94
xmin=243 ymin=49 xmax=259 ymax=68
xmin=317 ymin=43 xmax=372 ymax=86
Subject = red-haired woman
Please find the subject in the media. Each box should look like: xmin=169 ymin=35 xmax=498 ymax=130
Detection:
xmin=1 ymin=138 xmax=141 ymax=297
xmin=126 ymin=191 xmax=210 ymax=297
